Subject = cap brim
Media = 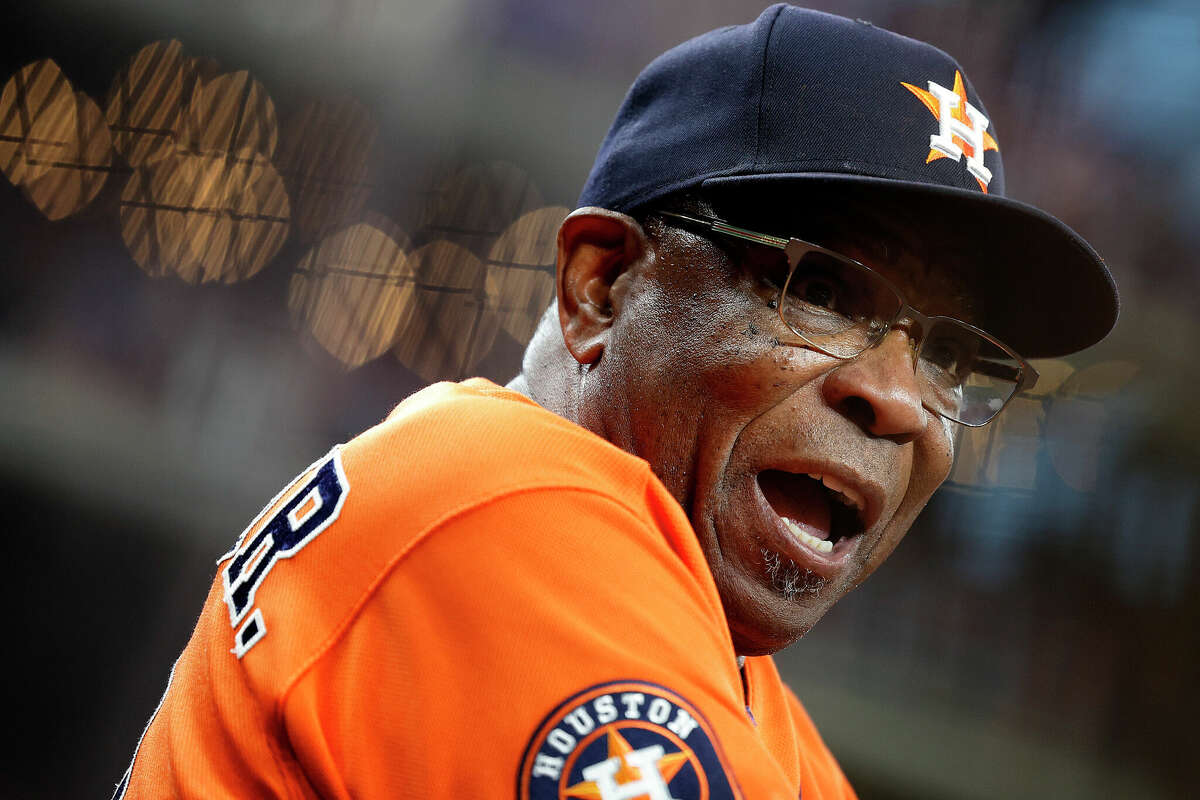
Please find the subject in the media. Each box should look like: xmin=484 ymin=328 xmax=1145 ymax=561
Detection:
xmin=701 ymin=173 xmax=1118 ymax=359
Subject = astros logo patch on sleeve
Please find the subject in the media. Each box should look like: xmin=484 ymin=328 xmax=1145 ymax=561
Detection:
xmin=518 ymin=681 xmax=740 ymax=800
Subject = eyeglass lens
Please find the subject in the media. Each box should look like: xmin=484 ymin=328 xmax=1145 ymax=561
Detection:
xmin=779 ymin=248 xmax=1023 ymax=426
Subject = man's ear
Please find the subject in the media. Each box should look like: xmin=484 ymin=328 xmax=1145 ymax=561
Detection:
xmin=555 ymin=207 xmax=648 ymax=365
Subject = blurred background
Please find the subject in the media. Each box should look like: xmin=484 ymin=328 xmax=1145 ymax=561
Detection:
xmin=1 ymin=0 xmax=1195 ymax=797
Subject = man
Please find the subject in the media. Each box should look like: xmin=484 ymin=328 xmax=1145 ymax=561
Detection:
xmin=116 ymin=6 xmax=1116 ymax=799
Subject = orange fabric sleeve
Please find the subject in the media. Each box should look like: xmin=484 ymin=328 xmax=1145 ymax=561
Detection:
xmin=281 ymin=486 xmax=797 ymax=798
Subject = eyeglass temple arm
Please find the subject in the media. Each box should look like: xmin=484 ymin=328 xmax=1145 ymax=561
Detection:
xmin=656 ymin=211 xmax=791 ymax=250
xmin=974 ymin=358 xmax=1040 ymax=392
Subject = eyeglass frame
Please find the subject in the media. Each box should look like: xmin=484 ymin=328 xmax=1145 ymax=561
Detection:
xmin=653 ymin=209 xmax=1040 ymax=427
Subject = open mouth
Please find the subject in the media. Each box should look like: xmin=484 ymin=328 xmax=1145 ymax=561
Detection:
xmin=756 ymin=469 xmax=866 ymax=556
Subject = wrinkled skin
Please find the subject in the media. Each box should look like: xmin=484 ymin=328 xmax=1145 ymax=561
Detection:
xmin=523 ymin=205 xmax=963 ymax=656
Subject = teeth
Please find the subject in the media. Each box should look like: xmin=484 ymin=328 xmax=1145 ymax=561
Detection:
xmin=808 ymin=473 xmax=865 ymax=512
xmin=782 ymin=517 xmax=833 ymax=554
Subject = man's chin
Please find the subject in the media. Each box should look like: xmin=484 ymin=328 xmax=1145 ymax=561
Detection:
xmin=718 ymin=564 xmax=840 ymax=656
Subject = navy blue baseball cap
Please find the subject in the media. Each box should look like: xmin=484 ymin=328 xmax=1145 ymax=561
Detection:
xmin=578 ymin=5 xmax=1118 ymax=358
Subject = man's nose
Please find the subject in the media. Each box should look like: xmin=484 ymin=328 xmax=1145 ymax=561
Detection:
xmin=820 ymin=329 xmax=928 ymax=441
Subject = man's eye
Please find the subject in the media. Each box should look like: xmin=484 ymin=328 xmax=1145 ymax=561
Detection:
xmin=791 ymin=276 xmax=840 ymax=310
xmin=923 ymin=339 xmax=965 ymax=371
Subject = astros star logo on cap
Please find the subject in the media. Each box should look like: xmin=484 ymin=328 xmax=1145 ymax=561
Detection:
xmin=901 ymin=70 xmax=1000 ymax=192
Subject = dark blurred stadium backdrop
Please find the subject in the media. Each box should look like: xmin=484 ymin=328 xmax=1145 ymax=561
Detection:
xmin=1 ymin=1 xmax=1195 ymax=798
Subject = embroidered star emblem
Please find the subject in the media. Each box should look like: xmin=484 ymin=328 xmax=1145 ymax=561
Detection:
xmin=562 ymin=728 xmax=690 ymax=800
xmin=901 ymin=70 xmax=1000 ymax=192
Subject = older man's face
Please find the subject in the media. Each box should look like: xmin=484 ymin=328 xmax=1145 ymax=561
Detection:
xmin=582 ymin=208 xmax=963 ymax=655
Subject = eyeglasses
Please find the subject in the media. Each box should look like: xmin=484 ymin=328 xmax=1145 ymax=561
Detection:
xmin=656 ymin=210 xmax=1038 ymax=426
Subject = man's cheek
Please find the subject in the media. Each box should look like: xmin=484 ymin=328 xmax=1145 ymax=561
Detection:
xmin=909 ymin=412 xmax=958 ymax=494
xmin=931 ymin=414 xmax=958 ymax=485
xmin=941 ymin=413 xmax=957 ymax=457
xmin=703 ymin=337 xmax=829 ymax=411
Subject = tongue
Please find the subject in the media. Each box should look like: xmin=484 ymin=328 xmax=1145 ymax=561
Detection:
xmin=758 ymin=470 xmax=833 ymax=540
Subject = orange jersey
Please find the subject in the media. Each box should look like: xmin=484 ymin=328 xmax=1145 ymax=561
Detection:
xmin=116 ymin=379 xmax=856 ymax=800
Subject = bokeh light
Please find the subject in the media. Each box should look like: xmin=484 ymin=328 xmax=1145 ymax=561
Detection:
xmin=289 ymin=221 xmax=414 ymax=368
xmin=485 ymin=205 xmax=566 ymax=344
xmin=177 ymin=70 xmax=278 ymax=159
xmin=119 ymin=166 xmax=165 ymax=276
xmin=0 ymin=60 xmax=79 ymax=187
xmin=419 ymin=160 xmax=544 ymax=253
xmin=393 ymin=240 xmax=496 ymax=382
xmin=20 ymin=91 xmax=112 ymax=221
xmin=122 ymin=153 xmax=289 ymax=283
xmin=105 ymin=40 xmax=195 ymax=167
xmin=276 ymin=96 xmax=377 ymax=243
